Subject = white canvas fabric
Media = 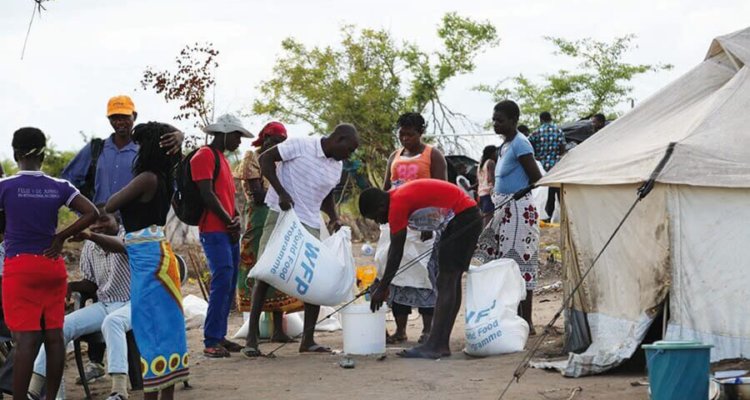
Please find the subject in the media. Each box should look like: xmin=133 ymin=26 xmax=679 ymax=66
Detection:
xmin=541 ymin=27 xmax=750 ymax=189
xmin=533 ymin=27 xmax=750 ymax=376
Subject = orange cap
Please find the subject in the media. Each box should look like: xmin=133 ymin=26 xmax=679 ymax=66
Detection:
xmin=106 ymin=95 xmax=136 ymax=117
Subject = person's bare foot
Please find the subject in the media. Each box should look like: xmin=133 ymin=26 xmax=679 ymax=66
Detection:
xmin=396 ymin=344 xmax=450 ymax=359
xmin=271 ymin=332 xmax=297 ymax=343
xmin=299 ymin=342 xmax=331 ymax=353
xmin=386 ymin=332 xmax=407 ymax=344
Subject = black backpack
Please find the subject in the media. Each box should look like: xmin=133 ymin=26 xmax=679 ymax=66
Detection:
xmin=79 ymin=138 xmax=105 ymax=201
xmin=172 ymin=146 xmax=221 ymax=226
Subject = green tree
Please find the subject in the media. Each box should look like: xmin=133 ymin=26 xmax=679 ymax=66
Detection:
xmin=253 ymin=13 xmax=498 ymax=187
xmin=476 ymin=34 xmax=672 ymax=127
xmin=42 ymin=144 xmax=76 ymax=177
xmin=1 ymin=159 xmax=17 ymax=177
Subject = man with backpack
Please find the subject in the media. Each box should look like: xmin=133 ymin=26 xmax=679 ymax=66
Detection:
xmin=60 ymin=95 xmax=183 ymax=383
xmin=188 ymin=114 xmax=252 ymax=358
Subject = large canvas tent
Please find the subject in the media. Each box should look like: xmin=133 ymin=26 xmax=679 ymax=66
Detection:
xmin=534 ymin=27 xmax=750 ymax=377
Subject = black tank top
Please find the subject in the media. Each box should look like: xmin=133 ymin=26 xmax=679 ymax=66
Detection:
xmin=121 ymin=174 xmax=171 ymax=233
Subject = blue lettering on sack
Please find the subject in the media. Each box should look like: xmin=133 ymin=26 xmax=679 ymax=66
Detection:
xmin=466 ymin=320 xmax=502 ymax=351
xmin=294 ymin=242 xmax=320 ymax=295
xmin=465 ymin=300 xmax=496 ymax=325
xmin=270 ymin=221 xmax=305 ymax=282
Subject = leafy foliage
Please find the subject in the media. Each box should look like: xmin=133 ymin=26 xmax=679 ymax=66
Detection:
xmin=476 ymin=35 xmax=673 ymax=127
xmin=42 ymin=144 xmax=75 ymax=178
xmin=253 ymin=13 xmax=498 ymax=187
xmin=141 ymin=43 xmax=219 ymax=130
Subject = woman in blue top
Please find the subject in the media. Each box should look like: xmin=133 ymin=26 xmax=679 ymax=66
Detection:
xmin=474 ymin=100 xmax=542 ymax=334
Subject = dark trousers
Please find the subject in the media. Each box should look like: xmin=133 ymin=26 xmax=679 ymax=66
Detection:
xmin=545 ymin=187 xmax=560 ymax=219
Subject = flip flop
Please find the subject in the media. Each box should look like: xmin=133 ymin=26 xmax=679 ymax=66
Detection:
xmin=299 ymin=344 xmax=332 ymax=354
xmin=396 ymin=348 xmax=443 ymax=360
xmin=203 ymin=345 xmax=230 ymax=358
xmin=241 ymin=347 xmax=263 ymax=358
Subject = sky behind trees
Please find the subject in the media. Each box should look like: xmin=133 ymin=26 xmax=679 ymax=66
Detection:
xmin=1 ymin=0 xmax=748 ymax=159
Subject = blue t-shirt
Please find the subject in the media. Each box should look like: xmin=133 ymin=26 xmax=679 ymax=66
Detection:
xmin=495 ymin=133 xmax=534 ymax=195
xmin=0 ymin=171 xmax=79 ymax=257
xmin=61 ymin=135 xmax=138 ymax=205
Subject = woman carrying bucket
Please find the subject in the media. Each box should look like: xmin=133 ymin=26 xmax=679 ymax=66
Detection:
xmin=382 ymin=112 xmax=447 ymax=344
xmin=473 ymin=101 xmax=543 ymax=334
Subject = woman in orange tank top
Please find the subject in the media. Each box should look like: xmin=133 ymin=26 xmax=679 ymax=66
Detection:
xmin=381 ymin=113 xmax=447 ymax=344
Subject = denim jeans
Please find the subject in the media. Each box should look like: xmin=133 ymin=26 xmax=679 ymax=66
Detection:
xmin=200 ymin=232 xmax=240 ymax=347
xmin=33 ymin=301 xmax=131 ymax=376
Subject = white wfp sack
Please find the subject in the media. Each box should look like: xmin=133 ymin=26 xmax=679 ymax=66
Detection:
xmin=249 ymin=211 xmax=355 ymax=306
xmin=374 ymin=225 xmax=433 ymax=289
xmin=183 ymin=294 xmax=208 ymax=330
xmin=464 ymin=259 xmax=530 ymax=356
xmin=232 ymin=308 xmax=340 ymax=339
xmin=321 ymin=226 xmax=357 ymax=303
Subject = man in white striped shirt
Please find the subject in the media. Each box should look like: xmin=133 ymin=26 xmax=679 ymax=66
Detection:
xmin=242 ymin=123 xmax=359 ymax=357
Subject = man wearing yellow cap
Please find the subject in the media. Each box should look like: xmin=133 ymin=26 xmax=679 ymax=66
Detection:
xmin=62 ymin=95 xmax=183 ymax=206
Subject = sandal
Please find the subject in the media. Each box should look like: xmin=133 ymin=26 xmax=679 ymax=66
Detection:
xmin=203 ymin=345 xmax=230 ymax=358
xmin=386 ymin=333 xmax=407 ymax=344
xmin=299 ymin=344 xmax=332 ymax=354
xmin=220 ymin=339 xmax=244 ymax=353
xmin=241 ymin=347 xmax=263 ymax=358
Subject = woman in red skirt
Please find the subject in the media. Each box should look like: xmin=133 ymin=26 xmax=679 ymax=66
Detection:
xmin=0 ymin=127 xmax=97 ymax=400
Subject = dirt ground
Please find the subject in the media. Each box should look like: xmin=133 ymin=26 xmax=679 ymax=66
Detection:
xmin=61 ymin=225 xmax=650 ymax=400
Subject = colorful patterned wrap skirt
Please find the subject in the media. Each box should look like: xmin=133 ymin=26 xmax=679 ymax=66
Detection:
xmin=125 ymin=226 xmax=189 ymax=392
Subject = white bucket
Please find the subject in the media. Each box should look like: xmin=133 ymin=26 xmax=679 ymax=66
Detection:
xmin=341 ymin=303 xmax=387 ymax=355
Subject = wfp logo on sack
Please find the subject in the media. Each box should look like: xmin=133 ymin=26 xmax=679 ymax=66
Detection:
xmin=465 ymin=300 xmax=502 ymax=351
xmin=465 ymin=300 xmax=496 ymax=325
xmin=268 ymin=220 xmax=321 ymax=295
xmin=294 ymin=242 xmax=320 ymax=295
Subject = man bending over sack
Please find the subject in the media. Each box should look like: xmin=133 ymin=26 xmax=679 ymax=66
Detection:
xmin=359 ymin=179 xmax=482 ymax=359
xmin=243 ymin=124 xmax=360 ymax=357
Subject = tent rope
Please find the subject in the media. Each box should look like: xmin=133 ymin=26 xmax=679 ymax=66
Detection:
xmin=21 ymin=0 xmax=48 ymax=60
xmin=497 ymin=142 xmax=677 ymax=399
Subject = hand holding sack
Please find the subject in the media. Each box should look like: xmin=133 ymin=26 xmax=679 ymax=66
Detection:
xmin=249 ymin=211 xmax=356 ymax=306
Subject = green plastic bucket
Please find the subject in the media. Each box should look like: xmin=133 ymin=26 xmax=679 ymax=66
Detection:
xmin=642 ymin=340 xmax=713 ymax=400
